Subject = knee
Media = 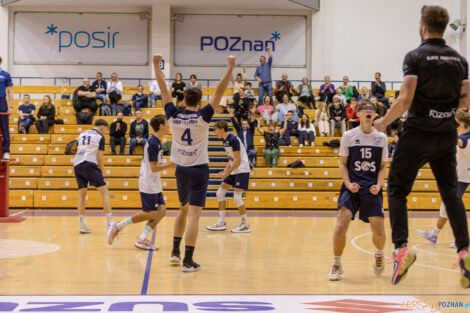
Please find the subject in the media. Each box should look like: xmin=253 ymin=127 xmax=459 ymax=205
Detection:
xmin=233 ymin=190 xmax=244 ymax=207
xmin=157 ymin=207 xmax=166 ymax=218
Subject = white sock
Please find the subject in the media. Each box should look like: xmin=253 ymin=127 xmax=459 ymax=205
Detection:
xmin=139 ymin=225 xmax=153 ymax=241
xmin=375 ymin=248 xmax=384 ymax=256
xmin=105 ymin=213 xmax=113 ymax=225
xmin=240 ymin=213 xmax=247 ymax=224
xmin=433 ymin=226 xmax=441 ymax=235
xmin=79 ymin=215 xmax=85 ymax=225
xmin=333 ymin=255 xmax=341 ymax=266
xmin=117 ymin=217 xmax=132 ymax=230
xmin=218 ymin=210 xmax=226 ymax=224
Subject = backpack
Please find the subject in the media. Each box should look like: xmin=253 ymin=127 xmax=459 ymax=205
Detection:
xmin=76 ymin=111 xmax=93 ymax=125
xmin=101 ymin=104 xmax=112 ymax=116
xmin=122 ymin=102 xmax=132 ymax=116
xmin=323 ymin=139 xmax=341 ymax=147
xmin=65 ymin=140 xmax=78 ymax=155
xmin=287 ymin=160 xmax=305 ymax=168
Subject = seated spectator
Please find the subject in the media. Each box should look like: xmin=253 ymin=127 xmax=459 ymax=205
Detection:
xmin=75 ymin=78 xmax=98 ymax=114
xmin=297 ymin=77 xmax=316 ymax=109
xmin=171 ymin=73 xmax=186 ymax=102
xmin=149 ymin=79 xmax=170 ymax=107
xmin=338 ymin=75 xmax=358 ymax=102
xmin=346 ymin=97 xmax=360 ymax=129
xmin=388 ymin=134 xmax=399 ymax=159
xmin=92 ymin=72 xmax=108 ymax=108
xmin=357 ymin=86 xmax=371 ymax=101
xmin=35 ymin=95 xmax=55 ymax=134
xmin=232 ymin=88 xmax=252 ymax=124
xmin=284 ymin=111 xmax=304 ymax=147
xmin=333 ymin=87 xmax=347 ymax=107
xmin=18 ymin=94 xmax=35 ymax=134
xmin=328 ymin=98 xmax=346 ymax=136
xmin=274 ymin=73 xmax=297 ymax=102
xmin=256 ymin=117 xmax=287 ymax=168
xmin=256 ymin=96 xmax=276 ymax=124
xmin=129 ymin=110 xmax=149 ymax=155
xmin=386 ymin=97 xmax=404 ymax=135
xmin=315 ymin=103 xmax=330 ymax=137
xmin=319 ymin=75 xmax=335 ymax=104
xmin=106 ymin=72 xmax=123 ymax=105
xmin=188 ymin=74 xmax=202 ymax=90
xmin=275 ymin=94 xmax=299 ymax=123
xmin=370 ymin=96 xmax=385 ymax=116
xmin=244 ymin=82 xmax=256 ymax=100
xmin=298 ymin=113 xmax=316 ymax=146
xmin=110 ymin=112 xmax=127 ymax=155
xmin=232 ymin=68 xmax=247 ymax=97
xmin=371 ymin=72 xmax=389 ymax=108
xmin=132 ymin=85 xmax=148 ymax=111
xmin=228 ymin=106 xmax=257 ymax=168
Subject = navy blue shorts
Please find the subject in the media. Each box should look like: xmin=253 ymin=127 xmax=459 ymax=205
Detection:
xmin=337 ymin=184 xmax=384 ymax=223
xmin=74 ymin=161 xmax=106 ymax=189
xmin=223 ymin=172 xmax=250 ymax=190
xmin=140 ymin=192 xmax=165 ymax=211
xmin=175 ymin=165 xmax=209 ymax=207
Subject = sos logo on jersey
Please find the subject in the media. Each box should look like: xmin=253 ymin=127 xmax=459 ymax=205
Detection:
xmin=354 ymin=161 xmax=376 ymax=172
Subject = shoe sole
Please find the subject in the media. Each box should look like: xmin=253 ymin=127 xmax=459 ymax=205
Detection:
xmin=170 ymin=256 xmax=181 ymax=263
xmin=374 ymin=266 xmax=385 ymax=276
xmin=107 ymin=224 xmax=118 ymax=245
xmin=328 ymin=275 xmax=341 ymax=281
xmin=460 ymin=254 xmax=470 ymax=288
xmin=231 ymin=229 xmax=251 ymax=233
xmin=134 ymin=242 xmax=158 ymax=251
xmin=79 ymin=230 xmax=92 ymax=234
xmin=182 ymin=266 xmax=201 ymax=273
xmin=207 ymin=227 xmax=227 ymax=231
xmin=392 ymin=251 xmax=417 ymax=285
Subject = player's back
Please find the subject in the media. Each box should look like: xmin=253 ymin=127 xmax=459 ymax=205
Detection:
xmin=164 ymin=102 xmax=214 ymax=167
xmin=73 ymin=129 xmax=105 ymax=167
xmin=223 ymin=133 xmax=250 ymax=174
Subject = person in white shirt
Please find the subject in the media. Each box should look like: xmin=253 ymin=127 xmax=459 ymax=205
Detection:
xmin=107 ymin=115 xmax=176 ymax=250
xmin=275 ymin=94 xmax=298 ymax=123
xmin=149 ymin=79 xmax=170 ymax=107
xmin=73 ymin=119 xmax=113 ymax=234
xmin=298 ymin=113 xmax=316 ymax=146
xmin=333 ymin=87 xmax=347 ymax=107
xmin=106 ymin=72 xmax=123 ymax=105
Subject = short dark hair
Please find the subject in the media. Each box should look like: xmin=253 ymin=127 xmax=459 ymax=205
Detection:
xmin=97 ymin=72 xmax=102 ymax=76
xmin=421 ymin=5 xmax=449 ymax=35
xmin=214 ymin=120 xmax=229 ymax=131
xmin=94 ymin=119 xmax=109 ymax=127
xmin=375 ymin=72 xmax=381 ymax=77
xmin=246 ymin=82 xmax=252 ymax=87
xmin=184 ymin=87 xmax=202 ymax=107
xmin=150 ymin=114 xmax=166 ymax=132
xmin=287 ymin=110 xmax=294 ymax=115
xmin=190 ymin=74 xmax=197 ymax=80
xmin=24 ymin=94 xmax=30 ymax=98
xmin=0 ymin=56 xmax=2 ymax=63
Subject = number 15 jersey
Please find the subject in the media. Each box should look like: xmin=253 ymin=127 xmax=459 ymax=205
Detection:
xmin=165 ymin=102 xmax=214 ymax=166
xmin=339 ymin=127 xmax=388 ymax=187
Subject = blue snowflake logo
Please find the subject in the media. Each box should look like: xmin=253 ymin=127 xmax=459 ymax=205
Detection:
xmin=45 ymin=24 xmax=58 ymax=36
xmin=270 ymin=31 xmax=281 ymax=41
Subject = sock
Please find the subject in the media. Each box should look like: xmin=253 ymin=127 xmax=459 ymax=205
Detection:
xmin=240 ymin=213 xmax=247 ymax=224
xmin=218 ymin=210 xmax=226 ymax=224
xmin=79 ymin=215 xmax=85 ymax=225
xmin=172 ymin=236 xmax=182 ymax=254
xmin=333 ymin=255 xmax=341 ymax=266
xmin=117 ymin=217 xmax=133 ymax=230
xmin=433 ymin=226 xmax=441 ymax=236
xmin=138 ymin=225 xmax=153 ymax=241
xmin=375 ymin=249 xmax=384 ymax=256
xmin=184 ymin=245 xmax=195 ymax=263
xmin=105 ymin=213 xmax=113 ymax=225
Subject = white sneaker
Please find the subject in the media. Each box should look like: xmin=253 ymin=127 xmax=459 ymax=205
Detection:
xmin=79 ymin=224 xmax=92 ymax=234
xmin=373 ymin=251 xmax=385 ymax=276
xmin=450 ymin=242 xmax=457 ymax=249
xmin=231 ymin=223 xmax=250 ymax=233
xmin=3 ymin=152 xmax=10 ymax=161
xmin=170 ymin=252 xmax=181 ymax=263
xmin=107 ymin=222 xmax=119 ymax=245
xmin=328 ymin=264 xmax=344 ymax=281
xmin=207 ymin=222 xmax=227 ymax=231
xmin=417 ymin=229 xmax=437 ymax=243
xmin=134 ymin=239 xmax=158 ymax=251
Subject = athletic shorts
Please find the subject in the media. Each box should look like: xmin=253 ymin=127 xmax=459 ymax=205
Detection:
xmin=74 ymin=161 xmax=106 ymax=189
xmin=140 ymin=192 xmax=165 ymax=211
xmin=337 ymin=183 xmax=384 ymax=223
xmin=223 ymin=172 xmax=250 ymax=190
xmin=175 ymin=165 xmax=210 ymax=207
xmin=439 ymin=181 xmax=469 ymax=218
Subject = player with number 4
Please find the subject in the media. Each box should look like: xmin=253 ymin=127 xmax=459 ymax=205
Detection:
xmin=152 ymin=53 xmax=236 ymax=272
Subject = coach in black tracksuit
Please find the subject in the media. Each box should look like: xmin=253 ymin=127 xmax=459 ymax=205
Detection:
xmin=374 ymin=6 xmax=470 ymax=253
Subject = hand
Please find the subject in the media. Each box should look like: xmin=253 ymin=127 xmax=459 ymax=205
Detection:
xmin=373 ymin=117 xmax=387 ymax=132
xmin=153 ymin=54 xmax=163 ymax=67
xmin=256 ymin=77 xmax=262 ymax=83
xmin=346 ymin=182 xmax=360 ymax=193
xmin=266 ymin=47 xmax=271 ymax=52
xmin=168 ymin=161 xmax=176 ymax=168
xmin=283 ymin=115 xmax=287 ymax=122
xmin=227 ymin=55 xmax=236 ymax=68
xmin=370 ymin=184 xmax=381 ymax=195
xmin=116 ymin=124 xmax=120 ymax=130
xmin=250 ymin=106 xmax=257 ymax=114
xmin=41 ymin=116 xmax=47 ymax=120
xmin=136 ymin=137 xmax=142 ymax=144
xmin=218 ymin=171 xmax=230 ymax=179
xmin=226 ymin=106 xmax=233 ymax=114
xmin=242 ymin=66 xmax=246 ymax=73
xmin=8 ymin=107 xmax=12 ymax=115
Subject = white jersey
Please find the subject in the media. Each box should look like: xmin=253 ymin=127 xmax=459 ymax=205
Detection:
xmin=457 ymin=132 xmax=470 ymax=183
xmin=164 ymin=102 xmax=214 ymax=166
xmin=73 ymin=129 xmax=105 ymax=167
xmin=223 ymin=133 xmax=251 ymax=175
xmin=139 ymin=135 xmax=164 ymax=194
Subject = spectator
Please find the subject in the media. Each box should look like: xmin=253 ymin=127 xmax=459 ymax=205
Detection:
xmin=386 ymin=97 xmax=404 ymax=135
xmin=232 ymin=88 xmax=252 ymax=124
xmin=110 ymin=112 xmax=127 ymax=155
xmin=275 ymin=94 xmax=298 ymax=123
xmin=338 ymin=76 xmax=358 ymax=102
xmin=188 ymin=74 xmax=202 ymax=91
xmin=92 ymin=72 xmax=107 ymax=107
xmin=17 ymin=94 xmax=35 ymax=134
xmin=106 ymin=72 xmax=123 ymax=105
xmin=149 ymin=79 xmax=170 ymax=107
xmin=299 ymin=113 xmax=316 ymax=146
xmin=75 ymin=78 xmax=98 ymax=114
xmin=370 ymin=96 xmax=385 ymax=116
xmin=315 ymin=103 xmax=330 ymax=137
xmin=129 ymin=110 xmax=149 ymax=155
xmin=333 ymin=87 xmax=347 ymax=107
xmin=319 ymin=75 xmax=335 ymax=104
xmin=297 ymin=77 xmax=316 ymax=109
xmin=232 ymin=67 xmax=247 ymax=96
xmin=357 ymin=86 xmax=371 ymax=101
xmin=228 ymin=106 xmax=257 ymax=168
xmin=388 ymin=134 xmax=399 ymax=159
xmin=35 ymin=95 xmax=55 ymax=134
xmin=0 ymin=55 xmax=13 ymax=160
xmin=171 ymin=73 xmax=186 ymax=102
xmin=284 ymin=111 xmax=304 ymax=147
xmin=371 ymin=72 xmax=389 ymax=107
xmin=254 ymin=47 xmax=273 ymax=105
xmin=346 ymin=97 xmax=360 ymax=129
xmin=132 ymin=85 xmax=148 ymax=111
xmin=244 ymin=82 xmax=256 ymax=100
xmin=256 ymin=96 xmax=276 ymax=124
xmin=328 ymin=98 xmax=347 ymax=136
xmin=274 ymin=73 xmax=297 ymax=102
xmin=256 ymin=117 xmax=287 ymax=168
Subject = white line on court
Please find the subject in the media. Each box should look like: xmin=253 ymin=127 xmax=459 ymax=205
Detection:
xmin=411 ymin=243 xmax=456 ymax=257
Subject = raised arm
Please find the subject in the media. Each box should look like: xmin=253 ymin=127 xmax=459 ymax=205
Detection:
xmin=256 ymin=120 xmax=264 ymax=135
xmin=210 ymin=55 xmax=236 ymax=112
xmin=458 ymin=80 xmax=470 ymax=111
xmin=152 ymin=54 xmax=172 ymax=105
xmin=279 ymin=117 xmax=288 ymax=136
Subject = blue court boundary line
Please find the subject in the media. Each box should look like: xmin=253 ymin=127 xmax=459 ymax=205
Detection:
xmin=140 ymin=229 xmax=157 ymax=295
xmin=2 ymin=293 xmax=469 ymax=296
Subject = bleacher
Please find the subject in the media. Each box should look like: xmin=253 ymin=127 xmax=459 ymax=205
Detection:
xmin=7 ymin=85 xmax=452 ymax=210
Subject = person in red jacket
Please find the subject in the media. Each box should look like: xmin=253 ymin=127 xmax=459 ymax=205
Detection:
xmin=346 ymin=97 xmax=360 ymax=129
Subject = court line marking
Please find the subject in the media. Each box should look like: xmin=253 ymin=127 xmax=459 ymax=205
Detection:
xmin=11 ymin=210 xmax=25 ymax=216
xmin=350 ymin=232 xmax=458 ymax=273
xmin=140 ymin=228 xmax=157 ymax=295
xmin=411 ymin=243 xmax=456 ymax=257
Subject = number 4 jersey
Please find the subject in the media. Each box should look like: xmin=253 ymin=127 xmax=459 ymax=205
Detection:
xmin=165 ymin=102 xmax=214 ymax=166
xmin=73 ymin=129 xmax=105 ymax=167
xmin=339 ymin=127 xmax=388 ymax=187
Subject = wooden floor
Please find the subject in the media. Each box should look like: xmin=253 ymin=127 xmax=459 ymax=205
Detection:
xmin=1 ymin=210 xmax=469 ymax=313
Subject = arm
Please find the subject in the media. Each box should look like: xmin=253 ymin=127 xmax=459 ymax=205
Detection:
xmin=210 ymin=55 xmax=236 ymax=112
xmin=279 ymin=118 xmax=288 ymax=136
xmin=220 ymin=150 xmax=241 ymax=178
xmin=152 ymin=54 xmax=172 ymax=105
xmin=7 ymin=86 xmax=13 ymax=115
xmin=458 ymin=80 xmax=470 ymax=111
xmin=339 ymin=156 xmax=360 ymax=193
xmin=370 ymin=162 xmax=387 ymax=195
xmin=97 ymin=150 xmax=105 ymax=173
xmin=149 ymin=161 xmax=176 ymax=173
xmin=129 ymin=122 xmax=136 ymax=138
xmin=144 ymin=121 xmax=149 ymax=139
xmin=267 ymin=47 xmax=273 ymax=65
xmin=110 ymin=123 xmax=116 ymax=137
xmin=256 ymin=121 xmax=264 ymax=135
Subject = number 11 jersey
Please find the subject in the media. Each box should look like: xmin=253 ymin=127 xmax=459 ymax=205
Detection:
xmin=165 ymin=102 xmax=214 ymax=166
